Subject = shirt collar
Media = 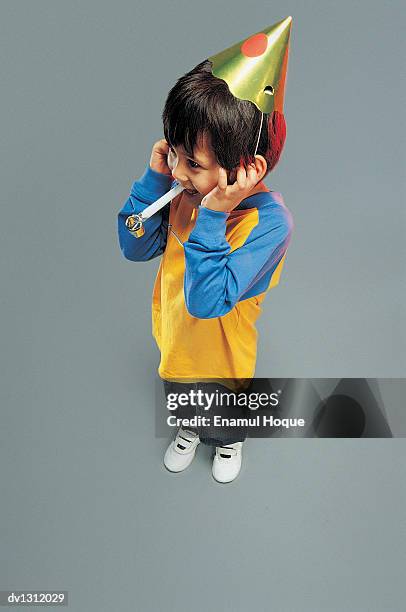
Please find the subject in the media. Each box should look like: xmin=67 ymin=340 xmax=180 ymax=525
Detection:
xmin=234 ymin=190 xmax=282 ymax=210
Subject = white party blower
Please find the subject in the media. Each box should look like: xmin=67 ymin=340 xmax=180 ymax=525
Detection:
xmin=125 ymin=182 xmax=184 ymax=238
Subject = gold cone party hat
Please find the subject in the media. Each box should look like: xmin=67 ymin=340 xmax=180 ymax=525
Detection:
xmin=208 ymin=16 xmax=292 ymax=114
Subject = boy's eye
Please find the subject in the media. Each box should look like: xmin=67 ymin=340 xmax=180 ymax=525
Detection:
xmin=168 ymin=145 xmax=200 ymax=169
xmin=187 ymin=159 xmax=200 ymax=169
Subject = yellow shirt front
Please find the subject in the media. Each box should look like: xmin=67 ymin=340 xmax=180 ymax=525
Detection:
xmin=152 ymin=191 xmax=291 ymax=391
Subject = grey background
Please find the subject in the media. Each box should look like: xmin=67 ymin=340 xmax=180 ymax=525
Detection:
xmin=1 ymin=1 xmax=405 ymax=611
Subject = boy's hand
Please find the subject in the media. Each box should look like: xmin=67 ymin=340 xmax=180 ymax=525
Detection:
xmin=149 ymin=139 xmax=174 ymax=176
xmin=200 ymin=164 xmax=258 ymax=212
xmin=200 ymin=163 xmax=258 ymax=213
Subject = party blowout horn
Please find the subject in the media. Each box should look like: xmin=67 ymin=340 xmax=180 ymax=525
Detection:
xmin=125 ymin=182 xmax=184 ymax=238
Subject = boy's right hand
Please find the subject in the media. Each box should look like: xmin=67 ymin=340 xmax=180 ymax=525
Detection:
xmin=149 ymin=139 xmax=174 ymax=176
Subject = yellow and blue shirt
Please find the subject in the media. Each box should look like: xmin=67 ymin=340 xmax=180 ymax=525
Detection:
xmin=118 ymin=166 xmax=293 ymax=390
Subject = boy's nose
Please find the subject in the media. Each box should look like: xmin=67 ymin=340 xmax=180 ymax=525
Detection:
xmin=171 ymin=165 xmax=189 ymax=186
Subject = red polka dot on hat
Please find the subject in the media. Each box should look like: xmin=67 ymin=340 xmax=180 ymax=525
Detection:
xmin=241 ymin=33 xmax=268 ymax=57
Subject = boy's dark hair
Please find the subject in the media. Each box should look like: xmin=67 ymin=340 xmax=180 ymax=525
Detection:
xmin=162 ymin=59 xmax=286 ymax=178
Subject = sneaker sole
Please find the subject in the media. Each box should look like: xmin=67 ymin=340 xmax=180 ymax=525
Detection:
xmin=163 ymin=448 xmax=197 ymax=473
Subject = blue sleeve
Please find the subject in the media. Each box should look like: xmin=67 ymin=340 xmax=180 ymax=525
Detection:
xmin=117 ymin=165 xmax=174 ymax=262
xmin=183 ymin=204 xmax=293 ymax=318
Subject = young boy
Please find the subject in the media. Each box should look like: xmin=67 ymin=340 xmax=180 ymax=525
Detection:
xmin=118 ymin=19 xmax=293 ymax=483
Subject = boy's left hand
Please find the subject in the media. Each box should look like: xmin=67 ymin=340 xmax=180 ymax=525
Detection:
xmin=200 ymin=163 xmax=258 ymax=213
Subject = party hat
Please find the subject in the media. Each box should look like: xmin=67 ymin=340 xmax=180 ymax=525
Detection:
xmin=208 ymin=16 xmax=292 ymax=114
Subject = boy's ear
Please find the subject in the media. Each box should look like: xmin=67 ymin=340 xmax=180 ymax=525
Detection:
xmin=227 ymin=155 xmax=267 ymax=184
xmin=253 ymin=155 xmax=268 ymax=182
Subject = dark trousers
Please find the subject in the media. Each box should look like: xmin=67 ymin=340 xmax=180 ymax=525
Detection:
xmin=162 ymin=379 xmax=250 ymax=446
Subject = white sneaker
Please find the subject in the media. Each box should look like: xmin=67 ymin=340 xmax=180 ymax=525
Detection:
xmin=164 ymin=428 xmax=200 ymax=472
xmin=212 ymin=442 xmax=243 ymax=483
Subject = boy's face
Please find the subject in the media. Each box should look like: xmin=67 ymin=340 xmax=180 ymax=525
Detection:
xmin=168 ymin=132 xmax=237 ymax=202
